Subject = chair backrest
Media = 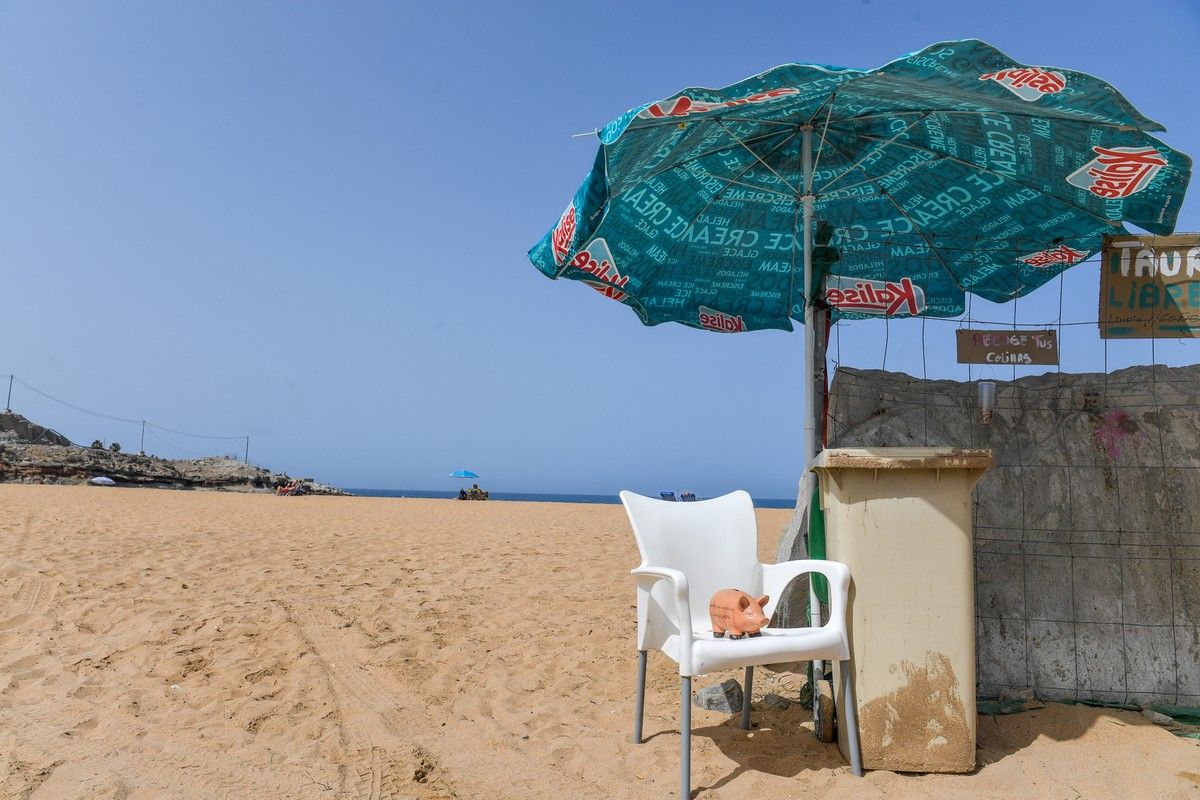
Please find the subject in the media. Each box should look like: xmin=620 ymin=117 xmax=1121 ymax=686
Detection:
xmin=621 ymin=490 xmax=762 ymax=635
xmin=660 ymin=491 xmax=677 ymax=501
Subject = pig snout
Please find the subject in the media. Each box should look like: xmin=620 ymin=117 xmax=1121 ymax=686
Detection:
xmin=738 ymin=594 xmax=770 ymax=630
xmin=741 ymin=610 xmax=767 ymax=628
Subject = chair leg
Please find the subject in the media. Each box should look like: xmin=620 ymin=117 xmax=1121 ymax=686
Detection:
xmin=740 ymin=666 xmax=754 ymax=730
xmin=633 ymin=650 xmax=647 ymax=744
xmin=839 ymin=659 xmax=864 ymax=777
xmin=681 ymin=675 xmax=692 ymax=799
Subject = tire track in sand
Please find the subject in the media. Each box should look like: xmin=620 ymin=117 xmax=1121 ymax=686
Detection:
xmin=276 ymin=599 xmax=455 ymax=800
xmin=0 ymin=572 xmax=60 ymax=640
xmin=14 ymin=573 xmax=58 ymax=614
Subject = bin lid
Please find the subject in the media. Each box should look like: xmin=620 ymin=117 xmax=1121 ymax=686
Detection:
xmin=810 ymin=447 xmax=993 ymax=472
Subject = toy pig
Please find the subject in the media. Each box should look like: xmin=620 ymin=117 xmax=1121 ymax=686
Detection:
xmin=709 ymin=589 xmax=770 ymax=639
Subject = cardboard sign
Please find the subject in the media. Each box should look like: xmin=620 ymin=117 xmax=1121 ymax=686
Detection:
xmin=1100 ymin=234 xmax=1200 ymax=339
xmin=956 ymin=329 xmax=1058 ymax=366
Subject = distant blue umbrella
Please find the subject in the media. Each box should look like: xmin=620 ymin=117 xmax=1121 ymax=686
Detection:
xmin=449 ymin=469 xmax=480 ymax=493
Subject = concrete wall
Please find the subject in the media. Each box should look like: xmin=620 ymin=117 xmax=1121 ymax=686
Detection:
xmin=778 ymin=364 xmax=1200 ymax=705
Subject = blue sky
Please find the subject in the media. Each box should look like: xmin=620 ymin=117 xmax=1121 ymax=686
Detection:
xmin=3 ymin=1 xmax=1198 ymax=498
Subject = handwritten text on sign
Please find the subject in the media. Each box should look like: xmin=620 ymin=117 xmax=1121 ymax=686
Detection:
xmin=1100 ymin=234 xmax=1200 ymax=339
xmin=956 ymin=329 xmax=1059 ymax=365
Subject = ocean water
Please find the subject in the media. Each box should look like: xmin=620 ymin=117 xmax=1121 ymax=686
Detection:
xmin=347 ymin=488 xmax=797 ymax=509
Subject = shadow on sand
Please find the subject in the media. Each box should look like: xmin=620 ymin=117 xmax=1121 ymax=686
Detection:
xmin=688 ymin=705 xmax=852 ymax=796
xmin=976 ymin=702 xmax=1165 ymax=767
xmin=684 ymin=700 xmax=1160 ymax=795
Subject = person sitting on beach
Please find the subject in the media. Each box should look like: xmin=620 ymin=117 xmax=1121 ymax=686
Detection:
xmin=468 ymin=483 xmax=483 ymax=500
xmin=458 ymin=488 xmax=468 ymax=500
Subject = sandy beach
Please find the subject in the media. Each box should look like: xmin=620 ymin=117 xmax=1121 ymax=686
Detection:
xmin=1 ymin=484 xmax=1197 ymax=799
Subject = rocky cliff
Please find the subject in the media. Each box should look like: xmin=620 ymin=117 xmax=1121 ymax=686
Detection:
xmin=0 ymin=411 xmax=347 ymax=495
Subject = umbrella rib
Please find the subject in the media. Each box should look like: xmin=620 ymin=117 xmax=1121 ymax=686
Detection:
xmin=632 ymin=132 xmax=801 ymax=320
xmin=627 ymin=106 xmax=1140 ymax=135
xmin=832 ymin=128 xmax=1126 ymax=228
xmin=834 ymin=107 xmax=1141 ymax=132
xmin=820 ymin=154 xmax=944 ymax=199
xmin=717 ymin=119 xmax=802 ymax=195
xmin=807 ymin=97 xmax=837 ymax=179
xmin=706 ymin=116 xmax=804 ymax=128
xmin=821 ymin=137 xmax=968 ymax=294
xmin=709 ymin=176 xmax=795 ymax=200
xmin=829 ymin=66 xmax=1155 ymax=130
xmin=667 ymin=131 xmax=799 ymax=243
xmin=620 ymin=113 xmax=807 ymax=136
xmin=607 ymin=128 xmax=795 ymax=202
xmin=817 ymin=114 xmax=930 ymax=194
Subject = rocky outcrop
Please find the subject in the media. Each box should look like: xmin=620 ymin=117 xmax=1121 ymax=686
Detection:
xmin=0 ymin=411 xmax=72 ymax=446
xmin=0 ymin=412 xmax=347 ymax=495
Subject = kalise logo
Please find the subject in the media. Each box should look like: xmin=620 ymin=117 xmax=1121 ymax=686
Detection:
xmin=698 ymin=306 xmax=746 ymax=333
xmin=569 ymin=238 xmax=629 ymax=302
xmin=1019 ymin=244 xmax=1087 ymax=269
xmin=638 ymin=88 xmax=799 ymax=120
xmin=551 ymin=203 xmax=577 ymax=266
xmin=980 ymin=67 xmax=1066 ymax=101
xmin=824 ymin=275 xmax=926 ymax=317
xmin=1067 ymin=146 xmax=1167 ymax=199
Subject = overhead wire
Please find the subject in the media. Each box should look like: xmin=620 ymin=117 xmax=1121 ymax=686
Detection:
xmin=13 ymin=377 xmax=141 ymax=425
xmin=4 ymin=375 xmax=249 ymax=442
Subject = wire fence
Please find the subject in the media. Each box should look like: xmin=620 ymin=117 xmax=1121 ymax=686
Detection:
xmin=826 ymin=315 xmax=1199 ymax=704
xmin=809 ymin=224 xmax=1199 ymax=703
xmin=0 ymin=374 xmax=251 ymax=463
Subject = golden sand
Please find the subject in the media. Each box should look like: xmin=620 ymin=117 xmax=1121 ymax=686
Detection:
xmin=1 ymin=485 xmax=1196 ymax=798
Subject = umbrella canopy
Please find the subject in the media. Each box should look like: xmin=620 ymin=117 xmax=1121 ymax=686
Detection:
xmin=449 ymin=470 xmax=479 ymax=479
xmin=529 ymin=38 xmax=1190 ymax=331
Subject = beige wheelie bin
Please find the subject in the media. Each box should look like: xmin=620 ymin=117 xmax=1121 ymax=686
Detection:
xmin=811 ymin=447 xmax=992 ymax=773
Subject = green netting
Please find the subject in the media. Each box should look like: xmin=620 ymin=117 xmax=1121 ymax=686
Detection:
xmin=808 ymin=484 xmax=828 ymax=605
xmin=1066 ymin=700 xmax=1200 ymax=738
xmin=1152 ymin=706 xmax=1200 ymax=726
xmin=981 ymin=699 xmax=1200 ymax=738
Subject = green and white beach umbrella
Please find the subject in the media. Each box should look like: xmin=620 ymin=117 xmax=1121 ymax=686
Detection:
xmin=529 ymin=38 xmax=1190 ymax=330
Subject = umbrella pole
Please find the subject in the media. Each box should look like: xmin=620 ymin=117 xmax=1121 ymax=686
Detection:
xmin=801 ymin=125 xmax=826 ymax=698
xmin=801 ymin=126 xmax=816 ymax=490
xmin=792 ymin=125 xmax=830 ymax=719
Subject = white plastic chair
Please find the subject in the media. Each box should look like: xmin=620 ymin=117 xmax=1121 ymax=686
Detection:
xmin=621 ymin=489 xmax=862 ymax=797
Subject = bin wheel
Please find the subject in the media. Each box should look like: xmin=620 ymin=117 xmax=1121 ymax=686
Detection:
xmin=814 ymin=679 xmax=835 ymax=743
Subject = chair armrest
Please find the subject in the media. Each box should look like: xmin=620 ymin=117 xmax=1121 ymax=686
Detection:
xmin=631 ymin=566 xmax=694 ymax=661
xmin=761 ymin=559 xmax=850 ymax=632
